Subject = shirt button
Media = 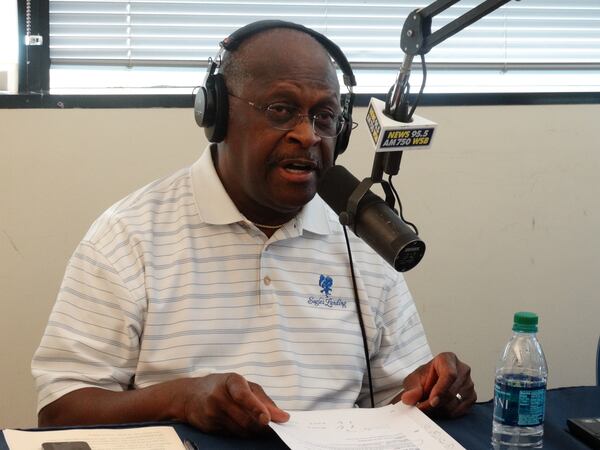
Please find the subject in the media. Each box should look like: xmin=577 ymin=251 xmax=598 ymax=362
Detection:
xmin=263 ymin=276 xmax=271 ymax=286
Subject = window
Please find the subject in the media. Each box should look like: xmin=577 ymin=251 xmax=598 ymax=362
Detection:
xmin=16 ymin=0 xmax=600 ymax=95
xmin=0 ymin=0 xmax=19 ymax=93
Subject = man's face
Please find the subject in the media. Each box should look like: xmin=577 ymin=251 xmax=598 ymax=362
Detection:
xmin=216 ymin=30 xmax=342 ymax=224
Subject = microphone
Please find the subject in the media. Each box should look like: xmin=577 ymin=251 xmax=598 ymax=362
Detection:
xmin=318 ymin=165 xmax=425 ymax=272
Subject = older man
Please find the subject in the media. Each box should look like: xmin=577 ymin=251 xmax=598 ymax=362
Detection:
xmin=32 ymin=22 xmax=476 ymax=437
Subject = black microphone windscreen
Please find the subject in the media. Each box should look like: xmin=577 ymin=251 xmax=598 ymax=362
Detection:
xmin=318 ymin=164 xmax=425 ymax=272
xmin=317 ymin=166 xmax=358 ymax=214
xmin=318 ymin=165 xmax=382 ymax=214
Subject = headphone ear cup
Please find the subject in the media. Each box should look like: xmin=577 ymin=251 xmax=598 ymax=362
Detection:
xmin=201 ymin=73 xmax=229 ymax=143
xmin=334 ymin=114 xmax=352 ymax=159
xmin=194 ymin=85 xmax=210 ymax=127
xmin=204 ymin=73 xmax=229 ymax=143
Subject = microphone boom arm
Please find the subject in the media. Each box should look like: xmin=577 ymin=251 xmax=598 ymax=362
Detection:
xmin=386 ymin=0 xmax=515 ymax=121
xmin=401 ymin=0 xmax=514 ymax=57
xmin=378 ymin=0 xmax=516 ymax=180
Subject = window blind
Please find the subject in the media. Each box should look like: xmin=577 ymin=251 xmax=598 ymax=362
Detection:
xmin=47 ymin=0 xmax=600 ymax=91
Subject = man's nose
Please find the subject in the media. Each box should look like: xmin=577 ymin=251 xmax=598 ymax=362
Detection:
xmin=286 ymin=115 xmax=321 ymax=146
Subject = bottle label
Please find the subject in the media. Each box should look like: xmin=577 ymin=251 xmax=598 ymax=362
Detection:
xmin=493 ymin=375 xmax=546 ymax=427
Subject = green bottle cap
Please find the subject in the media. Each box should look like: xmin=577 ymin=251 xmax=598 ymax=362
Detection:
xmin=512 ymin=311 xmax=538 ymax=332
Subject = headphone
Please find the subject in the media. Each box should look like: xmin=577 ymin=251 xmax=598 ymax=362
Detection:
xmin=194 ymin=20 xmax=356 ymax=159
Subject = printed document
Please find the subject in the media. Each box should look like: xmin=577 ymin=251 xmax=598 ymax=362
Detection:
xmin=270 ymin=402 xmax=465 ymax=450
xmin=3 ymin=426 xmax=185 ymax=450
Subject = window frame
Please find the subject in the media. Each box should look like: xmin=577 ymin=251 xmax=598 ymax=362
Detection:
xmin=17 ymin=0 xmax=50 ymax=94
xmin=1 ymin=91 xmax=599 ymax=109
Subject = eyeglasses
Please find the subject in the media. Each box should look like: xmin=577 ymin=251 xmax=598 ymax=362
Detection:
xmin=229 ymin=93 xmax=346 ymax=138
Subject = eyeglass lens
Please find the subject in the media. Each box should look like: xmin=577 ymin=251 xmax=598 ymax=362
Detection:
xmin=264 ymin=104 xmax=344 ymax=138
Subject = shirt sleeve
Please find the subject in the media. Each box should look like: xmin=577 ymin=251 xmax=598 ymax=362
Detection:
xmin=358 ymin=272 xmax=433 ymax=407
xmin=31 ymin=240 xmax=144 ymax=413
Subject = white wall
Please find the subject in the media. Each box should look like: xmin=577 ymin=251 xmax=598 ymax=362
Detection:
xmin=1 ymin=104 xmax=599 ymax=428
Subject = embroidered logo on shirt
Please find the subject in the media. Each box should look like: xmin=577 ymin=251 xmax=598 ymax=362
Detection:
xmin=308 ymin=274 xmax=347 ymax=309
xmin=319 ymin=274 xmax=333 ymax=296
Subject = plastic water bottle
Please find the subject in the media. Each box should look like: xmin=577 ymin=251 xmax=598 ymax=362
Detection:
xmin=492 ymin=311 xmax=548 ymax=449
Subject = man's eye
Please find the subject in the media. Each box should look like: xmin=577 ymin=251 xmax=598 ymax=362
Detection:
xmin=314 ymin=111 xmax=337 ymax=124
xmin=266 ymin=103 xmax=297 ymax=120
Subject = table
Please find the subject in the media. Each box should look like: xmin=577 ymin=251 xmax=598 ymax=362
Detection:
xmin=437 ymin=385 xmax=599 ymax=449
xmin=2 ymin=386 xmax=598 ymax=450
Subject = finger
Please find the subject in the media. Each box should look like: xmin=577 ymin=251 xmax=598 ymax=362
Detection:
xmin=403 ymin=378 xmax=437 ymax=411
xmin=400 ymin=385 xmax=424 ymax=406
xmin=437 ymin=375 xmax=465 ymax=407
xmin=422 ymin=361 xmax=440 ymax=396
xmin=222 ymin=402 xmax=267 ymax=437
xmin=401 ymin=355 xmax=461 ymax=411
xmin=437 ymin=366 xmax=476 ymax=418
xmin=400 ymin=363 xmax=431 ymax=406
xmin=444 ymin=364 xmax=475 ymax=405
xmin=190 ymin=396 xmax=250 ymax=437
xmin=421 ymin=361 xmax=444 ymax=408
xmin=429 ymin=383 xmax=465 ymax=416
xmin=417 ymin=386 xmax=474 ymax=416
xmin=446 ymin=389 xmax=476 ymax=418
xmin=405 ymin=365 xmax=445 ymax=411
xmin=426 ymin=354 xmax=459 ymax=407
xmin=249 ymin=383 xmax=290 ymax=423
xmin=226 ymin=374 xmax=271 ymax=425
xmin=416 ymin=399 xmax=435 ymax=412
xmin=452 ymin=378 xmax=477 ymax=417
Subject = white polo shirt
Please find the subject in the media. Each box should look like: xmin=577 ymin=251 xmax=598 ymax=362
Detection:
xmin=32 ymin=146 xmax=432 ymax=413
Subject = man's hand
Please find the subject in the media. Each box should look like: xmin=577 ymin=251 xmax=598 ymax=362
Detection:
xmin=179 ymin=373 xmax=289 ymax=436
xmin=396 ymin=352 xmax=476 ymax=418
xmin=38 ymin=373 xmax=289 ymax=437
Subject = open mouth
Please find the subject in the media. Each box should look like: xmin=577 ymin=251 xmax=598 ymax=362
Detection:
xmin=280 ymin=159 xmax=318 ymax=173
xmin=283 ymin=161 xmax=316 ymax=173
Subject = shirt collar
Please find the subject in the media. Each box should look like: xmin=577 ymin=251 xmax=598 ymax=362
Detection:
xmin=191 ymin=145 xmax=334 ymax=235
xmin=296 ymin=195 xmax=334 ymax=236
xmin=191 ymin=145 xmax=245 ymax=225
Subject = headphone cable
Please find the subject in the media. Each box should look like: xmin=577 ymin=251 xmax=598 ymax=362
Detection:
xmin=342 ymin=225 xmax=375 ymax=408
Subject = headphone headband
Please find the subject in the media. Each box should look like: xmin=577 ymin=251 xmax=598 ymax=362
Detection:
xmin=194 ymin=20 xmax=356 ymax=157
xmin=222 ymin=20 xmax=356 ymax=88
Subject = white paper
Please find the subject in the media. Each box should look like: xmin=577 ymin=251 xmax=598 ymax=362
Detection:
xmin=3 ymin=426 xmax=186 ymax=450
xmin=269 ymin=403 xmax=465 ymax=450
